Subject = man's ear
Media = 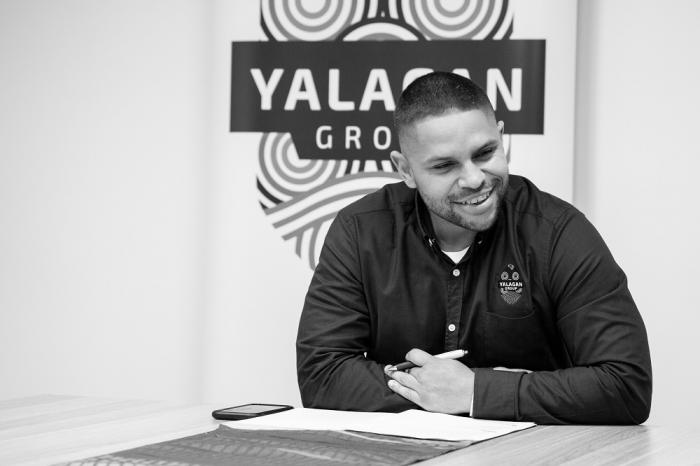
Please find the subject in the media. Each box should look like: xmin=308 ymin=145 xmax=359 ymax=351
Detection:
xmin=497 ymin=120 xmax=510 ymax=164
xmin=390 ymin=150 xmax=416 ymax=188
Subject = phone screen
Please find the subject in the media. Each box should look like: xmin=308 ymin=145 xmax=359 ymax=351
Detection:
xmin=219 ymin=404 xmax=286 ymax=414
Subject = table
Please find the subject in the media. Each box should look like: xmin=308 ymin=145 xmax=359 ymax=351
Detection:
xmin=420 ymin=421 xmax=700 ymax=465
xmin=1 ymin=395 xmax=698 ymax=465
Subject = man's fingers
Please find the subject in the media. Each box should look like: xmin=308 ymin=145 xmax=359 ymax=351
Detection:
xmin=384 ymin=348 xmax=435 ymax=374
xmin=387 ymin=379 xmax=420 ymax=405
xmin=387 ymin=368 xmax=419 ymax=390
xmin=405 ymin=348 xmax=433 ymax=367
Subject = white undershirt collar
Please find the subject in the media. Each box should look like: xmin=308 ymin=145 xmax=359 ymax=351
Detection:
xmin=441 ymin=246 xmax=470 ymax=264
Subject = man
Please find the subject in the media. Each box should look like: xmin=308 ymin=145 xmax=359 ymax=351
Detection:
xmin=296 ymin=72 xmax=652 ymax=424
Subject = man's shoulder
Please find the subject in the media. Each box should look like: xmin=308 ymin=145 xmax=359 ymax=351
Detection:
xmin=505 ymin=175 xmax=580 ymax=227
xmin=337 ymin=181 xmax=414 ymax=221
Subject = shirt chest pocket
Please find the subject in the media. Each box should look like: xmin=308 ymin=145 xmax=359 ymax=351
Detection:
xmin=488 ymin=265 xmax=533 ymax=318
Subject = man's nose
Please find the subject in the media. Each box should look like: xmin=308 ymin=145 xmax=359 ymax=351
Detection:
xmin=456 ymin=161 xmax=486 ymax=190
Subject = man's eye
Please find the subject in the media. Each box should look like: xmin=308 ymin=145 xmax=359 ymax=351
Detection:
xmin=475 ymin=149 xmax=496 ymax=161
xmin=432 ymin=162 xmax=454 ymax=170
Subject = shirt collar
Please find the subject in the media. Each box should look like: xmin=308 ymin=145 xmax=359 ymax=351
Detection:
xmin=414 ymin=190 xmax=438 ymax=250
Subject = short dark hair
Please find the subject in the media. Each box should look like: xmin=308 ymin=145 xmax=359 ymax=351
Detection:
xmin=393 ymin=71 xmax=495 ymax=142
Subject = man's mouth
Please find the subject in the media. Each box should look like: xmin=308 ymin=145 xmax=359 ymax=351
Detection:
xmin=453 ymin=188 xmax=494 ymax=206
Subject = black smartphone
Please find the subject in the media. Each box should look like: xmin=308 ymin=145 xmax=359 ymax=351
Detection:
xmin=211 ymin=403 xmax=294 ymax=421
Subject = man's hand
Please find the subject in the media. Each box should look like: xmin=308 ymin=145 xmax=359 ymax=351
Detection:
xmin=384 ymin=348 xmax=474 ymax=414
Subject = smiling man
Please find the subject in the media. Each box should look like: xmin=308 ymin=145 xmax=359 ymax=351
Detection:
xmin=296 ymin=72 xmax=652 ymax=424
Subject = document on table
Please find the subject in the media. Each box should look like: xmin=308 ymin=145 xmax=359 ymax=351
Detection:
xmin=226 ymin=408 xmax=534 ymax=442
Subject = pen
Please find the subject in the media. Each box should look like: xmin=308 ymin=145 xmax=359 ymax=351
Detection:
xmin=388 ymin=349 xmax=468 ymax=371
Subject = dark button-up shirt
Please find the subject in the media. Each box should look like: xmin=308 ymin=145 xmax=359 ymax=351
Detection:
xmin=296 ymin=175 xmax=652 ymax=424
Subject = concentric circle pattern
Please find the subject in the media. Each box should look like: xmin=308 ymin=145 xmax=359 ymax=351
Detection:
xmin=339 ymin=21 xmax=423 ymax=41
xmin=261 ymin=0 xmax=366 ymax=41
xmin=257 ymin=133 xmax=400 ymax=269
xmin=400 ymin=0 xmax=513 ymax=40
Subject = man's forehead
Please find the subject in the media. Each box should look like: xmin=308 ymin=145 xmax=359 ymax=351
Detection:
xmin=398 ymin=107 xmax=498 ymax=143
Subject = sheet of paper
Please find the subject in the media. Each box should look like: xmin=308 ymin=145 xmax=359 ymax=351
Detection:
xmin=358 ymin=409 xmax=535 ymax=441
xmin=226 ymin=408 xmax=389 ymax=431
xmin=226 ymin=408 xmax=534 ymax=442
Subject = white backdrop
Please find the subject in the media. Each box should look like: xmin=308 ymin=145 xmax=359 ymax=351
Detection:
xmin=575 ymin=0 xmax=700 ymax=427
xmin=0 ymin=0 xmax=208 ymax=402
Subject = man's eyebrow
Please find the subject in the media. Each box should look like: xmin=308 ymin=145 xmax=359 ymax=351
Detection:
xmin=473 ymin=140 xmax=500 ymax=155
xmin=423 ymin=140 xmax=499 ymax=163
xmin=478 ymin=139 xmax=500 ymax=150
xmin=423 ymin=155 xmax=456 ymax=165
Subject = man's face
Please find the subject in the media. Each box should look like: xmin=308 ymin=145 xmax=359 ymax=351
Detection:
xmin=391 ymin=109 xmax=509 ymax=236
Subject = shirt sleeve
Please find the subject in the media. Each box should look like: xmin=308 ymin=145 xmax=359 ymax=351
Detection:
xmin=296 ymin=213 xmax=414 ymax=412
xmin=471 ymin=210 xmax=652 ymax=424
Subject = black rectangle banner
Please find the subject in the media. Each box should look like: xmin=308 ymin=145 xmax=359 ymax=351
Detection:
xmin=231 ymin=40 xmax=545 ymax=160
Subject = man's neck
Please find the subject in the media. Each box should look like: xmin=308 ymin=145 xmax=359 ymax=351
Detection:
xmin=430 ymin=212 xmax=476 ymax=252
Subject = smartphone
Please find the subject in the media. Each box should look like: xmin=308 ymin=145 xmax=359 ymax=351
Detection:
xmin=211 ymin=403 xmax=293 ymax=421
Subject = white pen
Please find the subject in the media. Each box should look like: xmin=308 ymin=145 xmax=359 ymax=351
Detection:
xmin=388 ymin=349 xmax=468 ymax=371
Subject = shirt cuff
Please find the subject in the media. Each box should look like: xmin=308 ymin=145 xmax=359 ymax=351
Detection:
xmin=472 ymin=368 xmax=525 ymax=420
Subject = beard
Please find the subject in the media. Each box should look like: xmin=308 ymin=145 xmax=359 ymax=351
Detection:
xmin=421 ymin=174 xmax=508 ymax=233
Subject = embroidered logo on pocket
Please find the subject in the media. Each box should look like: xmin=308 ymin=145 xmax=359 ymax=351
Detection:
xmin=499 ymin=264 xmax=524 ymax=305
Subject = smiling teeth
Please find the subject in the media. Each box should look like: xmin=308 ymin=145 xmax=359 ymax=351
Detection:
xmin=468 ymin=193 xmax=489 ymax=205
xmin=457 ymin=189 xmax=492 ymax=205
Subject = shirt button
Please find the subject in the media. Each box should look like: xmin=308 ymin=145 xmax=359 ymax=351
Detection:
xmin=448 ymin=324 xmax=456 ymax=332
xmin=452 ymin=269 xmax=460 ymax=277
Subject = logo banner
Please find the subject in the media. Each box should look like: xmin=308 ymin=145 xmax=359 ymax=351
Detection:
xmin=231 ymin=40 xmax=545 ymax=161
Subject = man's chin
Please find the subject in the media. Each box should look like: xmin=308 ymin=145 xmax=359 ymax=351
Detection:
xmin=463 ymin=211 xmax=498 ymax=232
xmin=456 ymin=195 xmax=501 ymax=232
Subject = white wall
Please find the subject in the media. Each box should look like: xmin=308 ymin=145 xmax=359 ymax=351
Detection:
xmin=1 ymin=0 xmax=698 ymax=427
xmin=0 ymin=0 xmax=209 ymax=402
xmin=575 ymin=0 xmax=700 ymax=426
